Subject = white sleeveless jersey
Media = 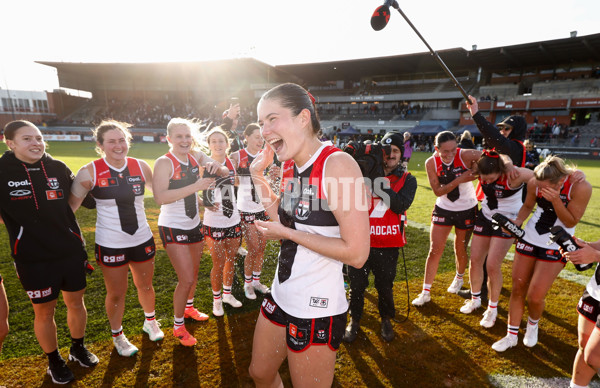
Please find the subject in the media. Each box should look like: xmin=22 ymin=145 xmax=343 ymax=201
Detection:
xmin=203 ymin=158 xmax=241 ymax=228
xmin=157 ymin=152 xmax=201 ymax=230
xmin=480 ymin=176 xmax=524 ymax=221
xmin=236 ymin=148 xmax=265 ymax=214
xmin=433 ymin=150 xmax=477 ymax=211
xmin=586 ymin=265 xmax=600 ymax=301
xmin=91 ymin=157 xmax=152 ymax=248
xmin=272 ymin=144 xmax=347 ymax=318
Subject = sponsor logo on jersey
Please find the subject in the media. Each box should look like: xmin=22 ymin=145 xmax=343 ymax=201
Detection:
xmin=99 ymin=178 xmax=118 ymax=187
xmin=474 ymin=225 xmax=483 ymax=233
xmin=516 ymin=242 xmax=534 ymax=252
xmin=173 ymin=172 xmax=181 ymax=180
xmin=212 ymin=231 xmax=224 ymax=239
xmin=465 ymin=219 xmax=472 ymax=225
xmin=191 ymin=166 xmax=199 ymax=174
xmin=176 ymin=234 xmax=188 ymax=242
xmin=244 ymin=214 xmax=256 ymax=223
xmin=45 ymin=189 xmax=64 ymax=200
xmin=432 ymin=216 xmax=445 ymax=223
xmin=103 ymin=254 xmax=125 ymax=263
xmin=309 ymin=296 xmax=329 ymax=308
xmin=9 ymin=189 xmax=32 ymax=197
xmin=295 ymin=199 xmax=311 ymax=220
xmin=7 ymin=179 xmax=30 ymax=188
xmin=27 ymin=287 xmax=52 ymax=300
xmin=582 ymin=302 xmax=594 ymax=314
xmin=145 ymin=245 xmax=155 ymax=255
xmin=132 ymin=184 xmax=142 ymax=195
xmin=47 ymin=177 xmax=59 ymax=189
xmin=127 ymin=176 xmax=142 ymax=184
xmin=302 ymin=186 xmax=315 ymax=196
xmin=288 ymin=324 xmax=308 ymax=346
xmin=262 ymin=298 xmax=277 ymax=314
xmin=317 ymin=329 xmax=326 ymax=340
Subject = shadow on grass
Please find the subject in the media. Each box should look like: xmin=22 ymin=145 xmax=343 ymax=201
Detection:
xmin=172 ymin=336 xmax=199 ymax=387
xmin=100 ymin=348 xmax=139 ymax=386
xmin=134 ymin=336 xmax=161 ymax=387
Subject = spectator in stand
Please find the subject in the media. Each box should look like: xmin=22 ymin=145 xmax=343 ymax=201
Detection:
xmin=591 ymin=137 xmax=598 ymax=147
xmin=524 ymin=140 xmax=541 ymax=170
xmin=458 ymin=130 xmax=476 ymax=149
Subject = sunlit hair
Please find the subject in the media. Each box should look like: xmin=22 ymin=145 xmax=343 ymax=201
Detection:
xmin=166 ymin=118 xmax=200 ymax=151
xmin=92 ymin=120 xmax=133 ymax=156
xmin=3 ymin=120 xmax=38 ymax=142
xmin=244 ymin=123 xmax=260 ymax=138
xmin=476 ymin=150 xmax=508 ymax=175
xmin=534 ymin=155 xmax=575 ymax=183
xmin=434 ymin=131 xmax=456 ymax=148
xmin=460 ymin=130 xmax=472 ymax=142
xmin=524 ymin=139 xmax=534 ymax=149
xmin=205 ymin=127 xmax=230 ymax=155
xmin=260 ymin=83 xmax=321 ymax=135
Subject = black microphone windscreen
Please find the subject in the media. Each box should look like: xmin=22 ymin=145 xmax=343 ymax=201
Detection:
xmin=370 ymin=5 xmax=390 ymax=31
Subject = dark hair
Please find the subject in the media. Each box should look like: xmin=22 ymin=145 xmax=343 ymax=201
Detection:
xmin=434 ymin=131 xmax=456 ymax=147
xmin=244 ymin=123 xmax=261 ymax=138
xmin=476 ymin=151 xmax=507 ymax=175
xmin=3 ymin=120 xmax=38 ymax=141
xmin=260 ymin=83 xmax=321 ymax=135
xmin=92 ymin=120 xmax=133 ymax=156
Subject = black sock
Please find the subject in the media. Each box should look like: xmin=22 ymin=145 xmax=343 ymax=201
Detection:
xmin=71 ymin=336 xmax=84 ymax=348
xmin=46 ymin=349 xmax=62 ymax=365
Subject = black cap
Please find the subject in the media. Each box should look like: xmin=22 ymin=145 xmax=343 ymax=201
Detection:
xmin=381 ymin=131 xmax=404 ymax=157
xmin=497 ymin=115 xmax=526 ymax=141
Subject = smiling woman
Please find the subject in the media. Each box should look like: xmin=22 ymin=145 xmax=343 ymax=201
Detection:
xmin=0 ymin=120 xmax=97 ymax=384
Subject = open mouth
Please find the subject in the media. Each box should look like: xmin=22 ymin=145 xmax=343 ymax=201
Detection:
xmin=268 ymin=138 xmax=284 ymax=154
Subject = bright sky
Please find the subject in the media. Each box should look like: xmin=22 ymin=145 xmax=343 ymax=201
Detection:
xmin=2 ymin=0 xmax=599 ymax=92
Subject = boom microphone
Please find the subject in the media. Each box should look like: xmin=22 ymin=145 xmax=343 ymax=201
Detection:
xmin=370 ymin=5 xmax=391 ymax=31
xmin=369 ymin=0 xmax=473 ymax=104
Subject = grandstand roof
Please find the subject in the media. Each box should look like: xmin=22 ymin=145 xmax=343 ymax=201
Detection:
xmin=277 ymin=33 xmax=600 ymax=84
xmin=37 ymin=58 xmax=297 ymax=93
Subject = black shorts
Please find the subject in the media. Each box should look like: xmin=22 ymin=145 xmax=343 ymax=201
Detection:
xmin=95 ymin=237 xmax=156 ymax=268
xmin=240 ymin=211 xmax=269 ymax=225
xmin=431 ymin=205 xmax=477 ymax=230
xmin=260 ymin=293 xmax=346 ymax=352
xmin=158 ymin=224 xmax=204 ymax=247
xmin=577 ymin=290 xmax=600 ymax=328
xmin=473 ymin=210 xmax=513 ymax=238
xmin=203 ymin=224 xmax=242 ymax=241
xmin=515 ymin=239 xmax=566 ymax=264
xmin=14 ymin=258 xmax=86 ymax=304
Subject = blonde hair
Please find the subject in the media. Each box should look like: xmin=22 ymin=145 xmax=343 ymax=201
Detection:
xmin=166 ymin=118 xmax=201 ymax=151
xmin=92 ymin=120 xmax=132 ymax=156
xmin=534 ymin=155 xmax=575 ymax=183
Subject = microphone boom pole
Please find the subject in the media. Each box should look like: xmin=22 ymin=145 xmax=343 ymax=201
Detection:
xmin=381 ymin=1 xmax=472 ymax=104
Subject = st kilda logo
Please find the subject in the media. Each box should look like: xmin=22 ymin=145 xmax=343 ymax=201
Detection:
xmin=47 ymin=177 xmax=59 ymax=189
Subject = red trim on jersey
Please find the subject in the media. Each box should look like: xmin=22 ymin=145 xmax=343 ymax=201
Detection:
xmin=279 ymin=145 xmax=340 ymax=199
xmin=238 ymin=149 xmax=249 ymax=169
xmin=165 ymin=152 xmax=199 ymax=180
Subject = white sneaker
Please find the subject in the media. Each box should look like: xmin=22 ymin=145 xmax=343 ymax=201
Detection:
xmin=213 ymin=299 xmax=224 ymax=317
xmin=523 ymin=324 xmax=539 ymax=347
xmin=480 ymin=308 xmax=498 ymax=328
xmin=459 ymin=298 xmax=481 ymax=314
xmin=223 ymin=293 xmax=243 ymax=308
xmin=237 ymin=246 xmax=248 ymax=256
xmin=244 ymin=283 xmax=256 ymax=300
xmin=447 ymin=277 xmax=464 ymax=294
xmin=253 ymin=282 xmax=270 ymax=294
xmin=492 ymin=334 xmax=518 ymax=352
xmin=143 ymin=319 xmax=164 ymax=341
xmin=112 ymin=334 xmax=138 ymax=357
xmin=412 ymin=292 xmax=431 ymax=306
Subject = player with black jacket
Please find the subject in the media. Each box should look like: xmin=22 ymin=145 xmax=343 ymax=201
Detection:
xmin=0 ymin=120 xmax=98 ymax=384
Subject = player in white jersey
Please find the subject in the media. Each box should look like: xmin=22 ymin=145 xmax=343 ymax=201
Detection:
xmin=153 ymin=118 xmax=227 ymax=346
xmin=202 ymin=128 xmax=243 ymax=316
xmin=70 ymin=120 xmax=163 ymax=357
xmin=247 ymin=83 xmax=369 ymax=387
xmin=492 ymin=156 xmax=591 ymax=353
xmin=564 ymin=238 xmax=600 ymax=388
xmin=460 ymin=150 xmax=533 ymax=328
xmin=412 ymin=131 xmax=481 ymax=307
xmin=230 ymin=123 xmax=270 ymax=300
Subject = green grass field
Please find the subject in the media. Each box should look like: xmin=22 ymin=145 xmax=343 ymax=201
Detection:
xmin=0 ymin=141 xmax=599 ymax=386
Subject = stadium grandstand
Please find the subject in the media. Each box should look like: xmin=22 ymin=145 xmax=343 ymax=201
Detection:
xmin=2 ymin=32 xmax=599 ymax=156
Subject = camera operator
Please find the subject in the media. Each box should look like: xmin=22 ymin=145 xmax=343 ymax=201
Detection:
xmin=344 ymin=132 xmax=417 ymax=343
xmin=566 ymin=239 xmax=600 ymax=388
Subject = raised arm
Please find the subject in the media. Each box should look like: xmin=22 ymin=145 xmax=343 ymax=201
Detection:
xmin=543 ymin=179 xmax=592 ymax=228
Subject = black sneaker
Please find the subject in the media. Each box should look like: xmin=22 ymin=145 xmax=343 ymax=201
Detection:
xmin=343 ymin=318 xmax=360 ymax=343
xmin=381 ymin=318 xmax=395 ymax=342
xmin=47 ymin=357 xmax=75 ymax=384
xmin=69 ymin=345 xmax=99 ymax=367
